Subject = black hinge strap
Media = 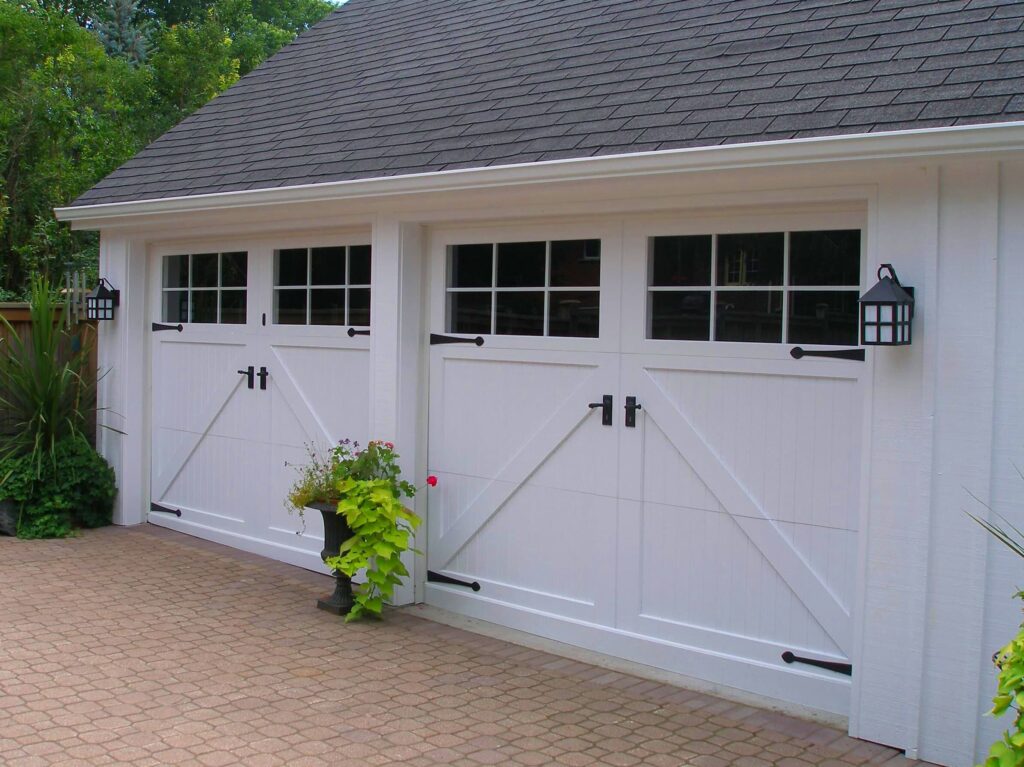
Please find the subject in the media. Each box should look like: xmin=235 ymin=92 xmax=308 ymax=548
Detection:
xmin=347 ymin=328 xmax=371 ymax=337
xmin=150 ymin=502 xmax=182 ymax=517
xmin=430 ymin=334 xmax=485 ymax=346
xmin=152 ymin=323 xmax=183 ymax=333
xmin=790 ymin=347 xmax=865 ymax=361
xmin=782 ymin=651 xmax=852 ymax=676
xmin=427 ymin=570 xmax=481 ymax=592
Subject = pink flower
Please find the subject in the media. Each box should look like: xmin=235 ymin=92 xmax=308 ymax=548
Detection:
xmin=385 ymin=442 xmax=395 ymax=450
xmin=426 ymin=475 xmax=438 ymax=487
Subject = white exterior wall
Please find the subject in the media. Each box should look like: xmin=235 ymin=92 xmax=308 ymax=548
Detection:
xmin=85 ymin=150 xmax=1024 ymax=767
xmin=977 ymin=162 xmax=1024 ymax=760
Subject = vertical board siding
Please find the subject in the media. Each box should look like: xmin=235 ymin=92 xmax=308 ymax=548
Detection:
xmin=976 ymin=161 xmax=1024 ymax=761
xmin=850 ymin=168 xmax=939 ymax=755
xmin=918 ymin=162 xmax=1000 ymax=767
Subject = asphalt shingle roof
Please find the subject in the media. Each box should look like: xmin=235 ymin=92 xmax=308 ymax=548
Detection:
xmin=73 ymin=0 xmax=1024 ymax=207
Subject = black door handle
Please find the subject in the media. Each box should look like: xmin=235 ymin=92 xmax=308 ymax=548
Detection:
xmin=152 ymin=322 xmax=183 ymax=332
xmin=257 ymin=366 xmax=269 ymax=390
xmin=790 ymin=347 xmax=865 ymax=361
xmin=430 ymin=333 xmax=485 ymax=346
xmin=237 ymin=366 xmax=254 ymax=389
xmin=588 ymin=395 xmax=613 ymax=426
xmin=347 ymin=328 xmax=371 ymax=337
xmin=625 ymin=396 xmax=642 ymax=428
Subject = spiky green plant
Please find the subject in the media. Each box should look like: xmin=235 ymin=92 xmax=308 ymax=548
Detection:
xmin=969 ymin=472 xmax=1024 ymax=559
xmin=0 ymin=277 xmax=93 ymax=477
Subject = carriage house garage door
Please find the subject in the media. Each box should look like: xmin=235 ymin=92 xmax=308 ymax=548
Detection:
xmin=425 ymin=211 xmax=870 ymax=717
xmin=148 ymin=236 xmax=372 ymax=570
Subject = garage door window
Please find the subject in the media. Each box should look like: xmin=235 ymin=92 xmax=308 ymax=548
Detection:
xmin=162 ymin=252 xmax=247 ymax=324
xmin=273 ymin=245 xmax=371 ymax=326
xmin=447 ymin=239 xmax=600 ymax=337
xmin=648 ymin=230 xmax=860 ymax=345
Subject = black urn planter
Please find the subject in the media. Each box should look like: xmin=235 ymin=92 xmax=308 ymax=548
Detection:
xmin=0 ymin=500 xmax=17 ymax=536
xmin=310 ymin=502 xmax=354 ymax=615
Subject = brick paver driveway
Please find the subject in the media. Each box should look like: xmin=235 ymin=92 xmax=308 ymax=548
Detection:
xmin=1 ymin=526 xmax=932 ymax=767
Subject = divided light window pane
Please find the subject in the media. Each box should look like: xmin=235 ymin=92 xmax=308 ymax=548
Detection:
xmin=647 ymin=229 xmax=861 ymax=345
xmin=651 ymin=236 xmax=711 ymax=287
xmin=160 ymin=252 xmax=248 ymax=324
xmin=717 ymin=233 xmax=783 ymax=287
xmin=447 ymin=239 xmax=601 ymax=338
xmin=789 ymin=230 xmax=860 ymax=286
xmin=451 ymin=244 xmax=492 ymax=288
xmin=272 ymin=245 xmax=372 ymax=326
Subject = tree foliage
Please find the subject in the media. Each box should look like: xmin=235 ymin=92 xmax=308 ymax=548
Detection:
xmin=0 ymin=0 xmax=336 ymax=296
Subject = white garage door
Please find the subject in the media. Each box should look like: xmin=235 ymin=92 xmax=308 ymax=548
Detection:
xmin=149 ymin=240 xmax=372 ymax=570
xmin=425 ymin=214 xmax=869 ymax=716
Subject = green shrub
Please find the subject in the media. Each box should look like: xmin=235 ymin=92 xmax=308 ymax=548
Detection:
xmin=0 ymin=436 xmax=116 ymax=538
xmin=0 ymin=276 xmax=94 ymax=477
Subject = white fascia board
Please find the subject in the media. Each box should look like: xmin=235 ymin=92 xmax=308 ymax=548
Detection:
xmin=55 ymin=122 xmax=1024 ymax=227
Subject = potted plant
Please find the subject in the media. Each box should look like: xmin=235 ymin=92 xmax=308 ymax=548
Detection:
xmin=287 ymin=439 xmax=434 ymax=620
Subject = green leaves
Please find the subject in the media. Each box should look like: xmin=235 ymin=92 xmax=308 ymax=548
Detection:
xmin=314 ymin=443 xmax=423 ymax=622
xmin=0 ymin=0 xmax=336 ymax=298
xmin=982 ymin=617 xmax=1024 ymax=767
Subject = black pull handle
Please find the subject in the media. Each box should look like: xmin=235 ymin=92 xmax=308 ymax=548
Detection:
xmin=257 ymin=366 xmax=269 ymax=390
xmin=625 ymin=396 xmax=642 ymax=428
xmin=790 ymin=347 xmax=865 ymax=361
xmin=588 ymin=395 xmax=613 ymax=426
xmin=152 ymin=322 xmax=183 ymax=332
xmin=347 ymin=328 xmax=371 ymax=337
xmin=237 ymin=366 xmax=254 ymax=389
xmin=430 ymin=333 xmax=485 ymax=346
xmin=782 ymin=651 xmax=852 ymax=676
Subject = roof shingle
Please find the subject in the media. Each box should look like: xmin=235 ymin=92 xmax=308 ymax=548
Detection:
xmin=73 ymin=0 xmax=1024 ymax=207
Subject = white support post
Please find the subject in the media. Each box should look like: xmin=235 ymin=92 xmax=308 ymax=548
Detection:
xmin=95 ymin=234 xmax=149 ymax=526
xmin=369 ymin=216 xmax=427 ymax=606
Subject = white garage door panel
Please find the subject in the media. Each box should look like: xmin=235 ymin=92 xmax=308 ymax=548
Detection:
xmin=627 ymin=362 xmax=858 ymax=659
xmin=269 ymin=343 xmax=371 ymax=449
xmin=148 ymin=246 xmax=372 ymax=571
xmin=426 ymin=223 xmax=868 ymax=717
xmin=428 ymin=347 xmax=619 ymax=623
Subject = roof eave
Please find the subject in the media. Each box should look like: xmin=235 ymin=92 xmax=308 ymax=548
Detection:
xmin=55 ymin=122 xmax=1024 ymax=228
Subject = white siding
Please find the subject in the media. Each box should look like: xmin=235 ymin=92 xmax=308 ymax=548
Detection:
xmin=976 ymin=162 xmax=1024 ymax=761
xmin=92 ymin=149 xmax=1024 ymax=767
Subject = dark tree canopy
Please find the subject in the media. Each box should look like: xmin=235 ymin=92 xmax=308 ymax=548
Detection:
xmin=0 ymin=0 xmax=337 ymax=297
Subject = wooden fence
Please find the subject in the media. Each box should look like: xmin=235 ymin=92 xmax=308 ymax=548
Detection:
xmin=0 ymin=293 xmax=99 ymax=446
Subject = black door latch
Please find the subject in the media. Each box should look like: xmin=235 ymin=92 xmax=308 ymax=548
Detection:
xmin=238 ymin=365 xmax=255 ymax=389
xmin=625 ymin=396 xmax=642 ymax=428
xmin=152 ymin=323 xmax=183 ymax=332
xmin=257 ymin=366 xmax=269 ymax=390
xmin=790 ymin=347 xmax=865 ymax=361
xmin=588 ymin=395 xmax=613 ymax=426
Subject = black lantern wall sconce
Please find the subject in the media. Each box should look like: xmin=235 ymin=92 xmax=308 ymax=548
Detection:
xmin=86 ymin=278 xmax=120 ymax=321
xmin=859 ymin=264 xmax=914 ymax=346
